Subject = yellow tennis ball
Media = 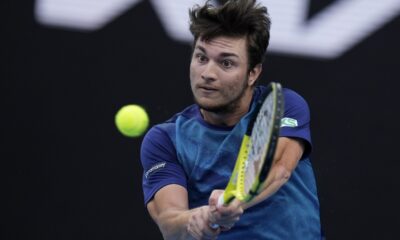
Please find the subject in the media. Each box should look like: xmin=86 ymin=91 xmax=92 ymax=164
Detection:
xmin=115 ymin=104 xmax=149 ymax=137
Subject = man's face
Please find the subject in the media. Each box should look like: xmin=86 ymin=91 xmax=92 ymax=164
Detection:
xmin=190 ymin=36 xmax=258 ymax=113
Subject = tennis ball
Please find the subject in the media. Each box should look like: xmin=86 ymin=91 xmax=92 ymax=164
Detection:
xmin=115 ymin=104 xmax=149 ymax=137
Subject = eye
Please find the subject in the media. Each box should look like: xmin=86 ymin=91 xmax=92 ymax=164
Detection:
xmin=221 ymin=59 xmax=234 ymax=68
xmin=195 ymin=53 xmax=208 ymax=63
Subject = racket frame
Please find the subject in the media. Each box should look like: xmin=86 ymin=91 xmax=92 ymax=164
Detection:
xmin=221 ymin=82 xmax=284 ymax=204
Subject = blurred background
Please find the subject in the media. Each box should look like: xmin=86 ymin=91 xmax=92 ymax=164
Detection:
xmin=2 ymin=0 xmax=400 ymax=239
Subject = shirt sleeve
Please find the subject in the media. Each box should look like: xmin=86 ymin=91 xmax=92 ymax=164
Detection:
xmin=279 ymin=89 xmax=313 ymax=159
xmin=140 ymin=124 xmax=187 ymax=205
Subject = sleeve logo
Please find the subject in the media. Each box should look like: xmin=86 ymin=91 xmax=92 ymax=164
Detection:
xmin=145 ymin=162 xmax=166 ymax=179
xmin=281 ymin=117 xmax=298 ymax=128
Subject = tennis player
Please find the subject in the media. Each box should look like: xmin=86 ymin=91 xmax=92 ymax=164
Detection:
xmin=140 ymin=0 xmax=322 ymax=239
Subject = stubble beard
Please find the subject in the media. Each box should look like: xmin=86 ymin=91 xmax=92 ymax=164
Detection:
xmin=194 ymin=79 xmax=249 ymax=114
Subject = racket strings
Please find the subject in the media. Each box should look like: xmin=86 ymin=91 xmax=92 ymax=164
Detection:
xmin=243 ymin=93 xmax=275 ymax=193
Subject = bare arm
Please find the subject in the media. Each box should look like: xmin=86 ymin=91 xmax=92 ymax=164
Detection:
xmin=147 ymin=184 xmax=220 ymax=240
xmin=243 ymin=136 xmax=304 ymax=209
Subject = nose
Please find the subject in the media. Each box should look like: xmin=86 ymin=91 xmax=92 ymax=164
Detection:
xmin=201 ymin=61 xmax=217 ymax=81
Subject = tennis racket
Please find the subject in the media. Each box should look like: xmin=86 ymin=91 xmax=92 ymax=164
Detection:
xmin=211 ymin=82 xmax=284 ymax=227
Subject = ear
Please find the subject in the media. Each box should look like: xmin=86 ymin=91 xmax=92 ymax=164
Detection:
xmin=248 ymin=64 xmax=262 ymax=87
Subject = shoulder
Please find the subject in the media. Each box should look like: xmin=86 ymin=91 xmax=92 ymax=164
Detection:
xmin=141 ymin=104 xmax=200 ymax=152
xmin=282 ymin=88 xmax=310 ymax=122
xmin=283 ymin=88 xmax=310 ymax=111
xmin=279 ymin=88 xmax=313 ymax=158
xmin=141 ymin=124 xmax=176 ymax=165
xmin=254 ymin=85 xmax=310 ymax=115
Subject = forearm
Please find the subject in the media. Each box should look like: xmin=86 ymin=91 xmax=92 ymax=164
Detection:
xmin=148 ymin=185 xmax=218 ymax=240
xmin=156 ymin=208 xmax=192 ymax=240
xmin=243 ymin=138 xmax=303 ymax=210
xmin=243 ymin=164 xmax=291 ymax=210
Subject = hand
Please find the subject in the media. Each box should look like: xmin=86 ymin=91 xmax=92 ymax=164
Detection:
xmin=208 ymin=190 xmax=244 ymax=231
xmin=187 ymin=206 xmax=221 ymax=240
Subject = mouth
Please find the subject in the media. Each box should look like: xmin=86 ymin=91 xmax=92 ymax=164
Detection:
xmin=197 ymin=85 xmax=218 ymax=92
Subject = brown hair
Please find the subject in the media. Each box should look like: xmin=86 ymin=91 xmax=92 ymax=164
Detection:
xmin=189 ymin=0 xmax=271 ymax=70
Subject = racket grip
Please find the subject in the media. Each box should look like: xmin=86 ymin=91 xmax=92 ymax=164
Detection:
xmin=209 ymin=195 xmax=225 ymax=229
xmin=217 ymin=194 xmax=224 ymax=207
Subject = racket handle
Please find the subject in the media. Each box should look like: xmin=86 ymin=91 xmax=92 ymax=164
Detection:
xmin=209 ymin=195 xmax=225 ymax=229
xmin=217 ymin=194 xmax=224 ymax=207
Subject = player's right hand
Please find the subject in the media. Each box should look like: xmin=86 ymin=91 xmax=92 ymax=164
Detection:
xmin=187 ymin=205 xmax=221 ymax=240
xmin=208 ymin=190 xmax=244 ymax=231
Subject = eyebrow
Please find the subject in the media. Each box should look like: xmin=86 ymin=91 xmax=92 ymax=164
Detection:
xmin=196 ymin=46 xmax=239 ymax=59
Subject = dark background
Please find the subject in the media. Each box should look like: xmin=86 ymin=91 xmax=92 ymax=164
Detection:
xmin=2 ymin=1 xmax=400 ymax=239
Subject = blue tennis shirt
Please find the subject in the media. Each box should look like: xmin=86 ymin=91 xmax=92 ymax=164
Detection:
xmin=141 ymin=86 xmax=322 ymax=239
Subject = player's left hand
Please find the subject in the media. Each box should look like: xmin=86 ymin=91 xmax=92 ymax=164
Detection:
xmin=208 ymin=190 xmax=244 ymax=231
xmin=187 ymin=205 xmax=221 ymax=240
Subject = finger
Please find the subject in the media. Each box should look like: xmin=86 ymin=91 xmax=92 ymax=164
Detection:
xmin=203 ymin=223 xmax=221 ymax=239
xmin=217 ymin=200 xmax=243 ymax=217
xmin=215 ymin=216 xmax=240 ymax=228
xmin=210 ymin=206 xmax=237 ymax=226
xmin=208 ymin=206 xmax=221 ymax=224
xmin=189 ymin=222 xmax=219 ymax=240
xmin=230 ymin=198 xmax=243 ymax=207
xmin=209 ymin=190 xmax=225 ymax=206
xmin=218 ymin=199 xmax=242 ymax=211
xmin=195 ymin=206 xmax=219 ymax=237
